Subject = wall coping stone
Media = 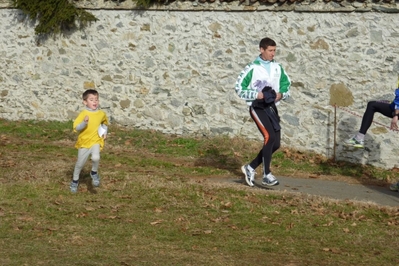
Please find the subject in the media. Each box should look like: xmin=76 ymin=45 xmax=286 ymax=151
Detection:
xmin=0 ymin=0 xmax=399 ymax=13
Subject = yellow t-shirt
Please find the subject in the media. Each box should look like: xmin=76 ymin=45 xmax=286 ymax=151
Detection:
xmin=73 ymin=109 xmax=109 ymax=150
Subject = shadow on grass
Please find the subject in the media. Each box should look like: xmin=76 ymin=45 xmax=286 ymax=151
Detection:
xmin=66 ymin=168 xmax=98 ymax=194
xmin=194 ymin=147 xmax=243 ymax=178
xmin=315 ymin=158 xmax=390 ymax=186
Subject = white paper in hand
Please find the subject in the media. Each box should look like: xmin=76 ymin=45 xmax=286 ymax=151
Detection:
xmin=98 ymin=124 xmax=108 ymax=137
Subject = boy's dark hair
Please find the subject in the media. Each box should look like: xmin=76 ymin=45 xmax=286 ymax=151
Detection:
xmin=82 ymin=89 xmax=98 ymax=100
xmin=259 ymin=38 xmax=276 ymax=49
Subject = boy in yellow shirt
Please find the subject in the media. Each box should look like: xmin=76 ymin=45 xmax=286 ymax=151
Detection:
xmin=70 ymin=89 xmax=109 ymax=193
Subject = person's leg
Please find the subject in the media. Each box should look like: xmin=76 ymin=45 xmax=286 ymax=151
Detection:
xmin=71 ymin=148 xmax=91 ymax=192
xmin=259 ymin=129 xmax=281 ymax=186
xmin=90 ymin=144 xmax=101 ymax=187
xmin=248 ymin=107 xmax=275 ymax=172
xmin=72 ymin=148 xmax=91 ymax=181
xmin=272 ymin=130 xmax=281 ymax=154
xmin=242 ymin=106 xmax=279 ymax=186
xmin=90 ymin=144 xmax=101 ymax=172
xmin=249 ymin=130 xmax=281 ymax=168
xmin=248 ymin=107 xmax=279 ymax=188
xmin=346 ymin=101 xmax=393 ymax=148
xmin=359 ymin=101 xmax=393 ymax=135
xmin=242 ymin=107 xmax=269 ymax=186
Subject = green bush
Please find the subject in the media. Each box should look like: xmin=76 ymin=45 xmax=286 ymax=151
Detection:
xmin=132 ymin=0 xmax=168 ymax=8
xmin=11 ymin=0 xmax=98 ymax=36
xmin=11 ymin=0 xmax=174 ymax=36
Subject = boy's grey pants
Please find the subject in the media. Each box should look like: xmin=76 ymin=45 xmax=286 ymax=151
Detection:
xmin=72 ymin=144 xmax=100 ymax=181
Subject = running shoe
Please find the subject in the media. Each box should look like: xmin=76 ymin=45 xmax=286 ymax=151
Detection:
xmin=345 ymin=137 xmax=364 ymax=148
xmin=91 ymin=172 xmax=100 ymax=187
xmin=389 ymin=182 xmax=399 ymax=191
xmin=70 ymin=181 xmax=79 ymax=193
xmin=241 ymin=164 xmax=255 ymax=187
xmin=262 ymin=173 xmax=279 ymax=186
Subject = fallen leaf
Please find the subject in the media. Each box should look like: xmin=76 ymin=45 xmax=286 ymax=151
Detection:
xmin=286 ymin=223 xmax=295 ymax=230
xmin=322 ymin=221 xmax=334 ymax=227
xmin=220 ymin=202 xmax=232 ymax=209
xmin=154 ymin=208 xmax=163 ymax=213
xmin=331 ymin=248 xmax=341 ymax=254
xmin=77 ymin=212 xmax=88 ymax=218
xmin=291 ymin=209 xmax=299 ymax=214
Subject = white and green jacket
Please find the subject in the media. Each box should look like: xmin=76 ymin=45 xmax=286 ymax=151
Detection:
xmin=235 ymin=56 xmax=291 ymax=106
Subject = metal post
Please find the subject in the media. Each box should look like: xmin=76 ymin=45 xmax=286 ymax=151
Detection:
xmin=333 ymin=104 xmax=337 ymax=162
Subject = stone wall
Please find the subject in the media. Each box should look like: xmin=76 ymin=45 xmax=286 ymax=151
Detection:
xmin=1 ymin=1 xmax=399 ymax=169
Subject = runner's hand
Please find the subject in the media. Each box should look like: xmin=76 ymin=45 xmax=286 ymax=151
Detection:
xmin=275 ymin=92 xmax=282 ymax=102
xmin=390 ymin=116 xmax=398 ymax=131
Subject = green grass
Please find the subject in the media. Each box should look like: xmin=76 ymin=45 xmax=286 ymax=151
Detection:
xmin=0 ymin=118 xmax=398 ymax=265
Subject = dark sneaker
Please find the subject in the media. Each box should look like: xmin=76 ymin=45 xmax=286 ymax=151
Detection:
xmin=345 ymin=137 xmax=364 ymax=148
xmin=389 ymin=182 xmax=399 ymax=191
xmin=241 ymin=164 xmax=255 ymax=187
xmin=262 ymin=173 xmax=279 ymax=186
xmin=91 ymin=172 xmax=100 ymax=187
xmin=70 ymin=181 xmax=79 ymax=193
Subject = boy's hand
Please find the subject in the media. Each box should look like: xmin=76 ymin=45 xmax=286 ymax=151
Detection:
xmin=103 ymin=134 xmax=107 ymax=140
xmin=391 ymin=116 xmax=398 ymax=131
xmin=84 ymin=116 xmax=89 ymax=123
xmin=275 ymin=92 xmax=282 ymax=102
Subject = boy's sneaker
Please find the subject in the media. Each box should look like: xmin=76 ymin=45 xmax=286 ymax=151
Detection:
xmin=241 ymin=164 xmax=255 ymax=187
xmin=389 ymin=182 xmax=399 ymax=191
xmin=70 ymin=181 xmax=79 ymax=193
xmin=262 ymin=173 xmax=279 ymax=187
xmin=345 ymin=137 xmax=364 ymax=148
xmin=91 ymin=172 xmax=100 ymax=187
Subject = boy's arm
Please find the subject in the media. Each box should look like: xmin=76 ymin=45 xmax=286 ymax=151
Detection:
xmin=102 ymin=112 xmax=109 ymax=126
xmin=75 ymin=121 xmax=88 ymax=132
xmin=73 ymin=111 xmax=88 ymax=132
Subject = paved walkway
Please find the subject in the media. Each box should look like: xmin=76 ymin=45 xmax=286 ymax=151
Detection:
xmin=227 ymin=176 xmax=399 ymax=207
xmin=275 ymin=176 xmax=399 ymax=207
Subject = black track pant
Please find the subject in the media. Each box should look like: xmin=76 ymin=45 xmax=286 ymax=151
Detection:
xmin=248 ymin=106 xmax=281 ymax=176
xmin=359 ymin=101 xmax=393 ymax=134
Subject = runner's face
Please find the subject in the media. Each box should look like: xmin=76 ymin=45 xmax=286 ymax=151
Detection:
xmin=83 ymin=94 xmax=99 ymax=110
xmin=260 ymin=46 xmax=276 ymax=61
